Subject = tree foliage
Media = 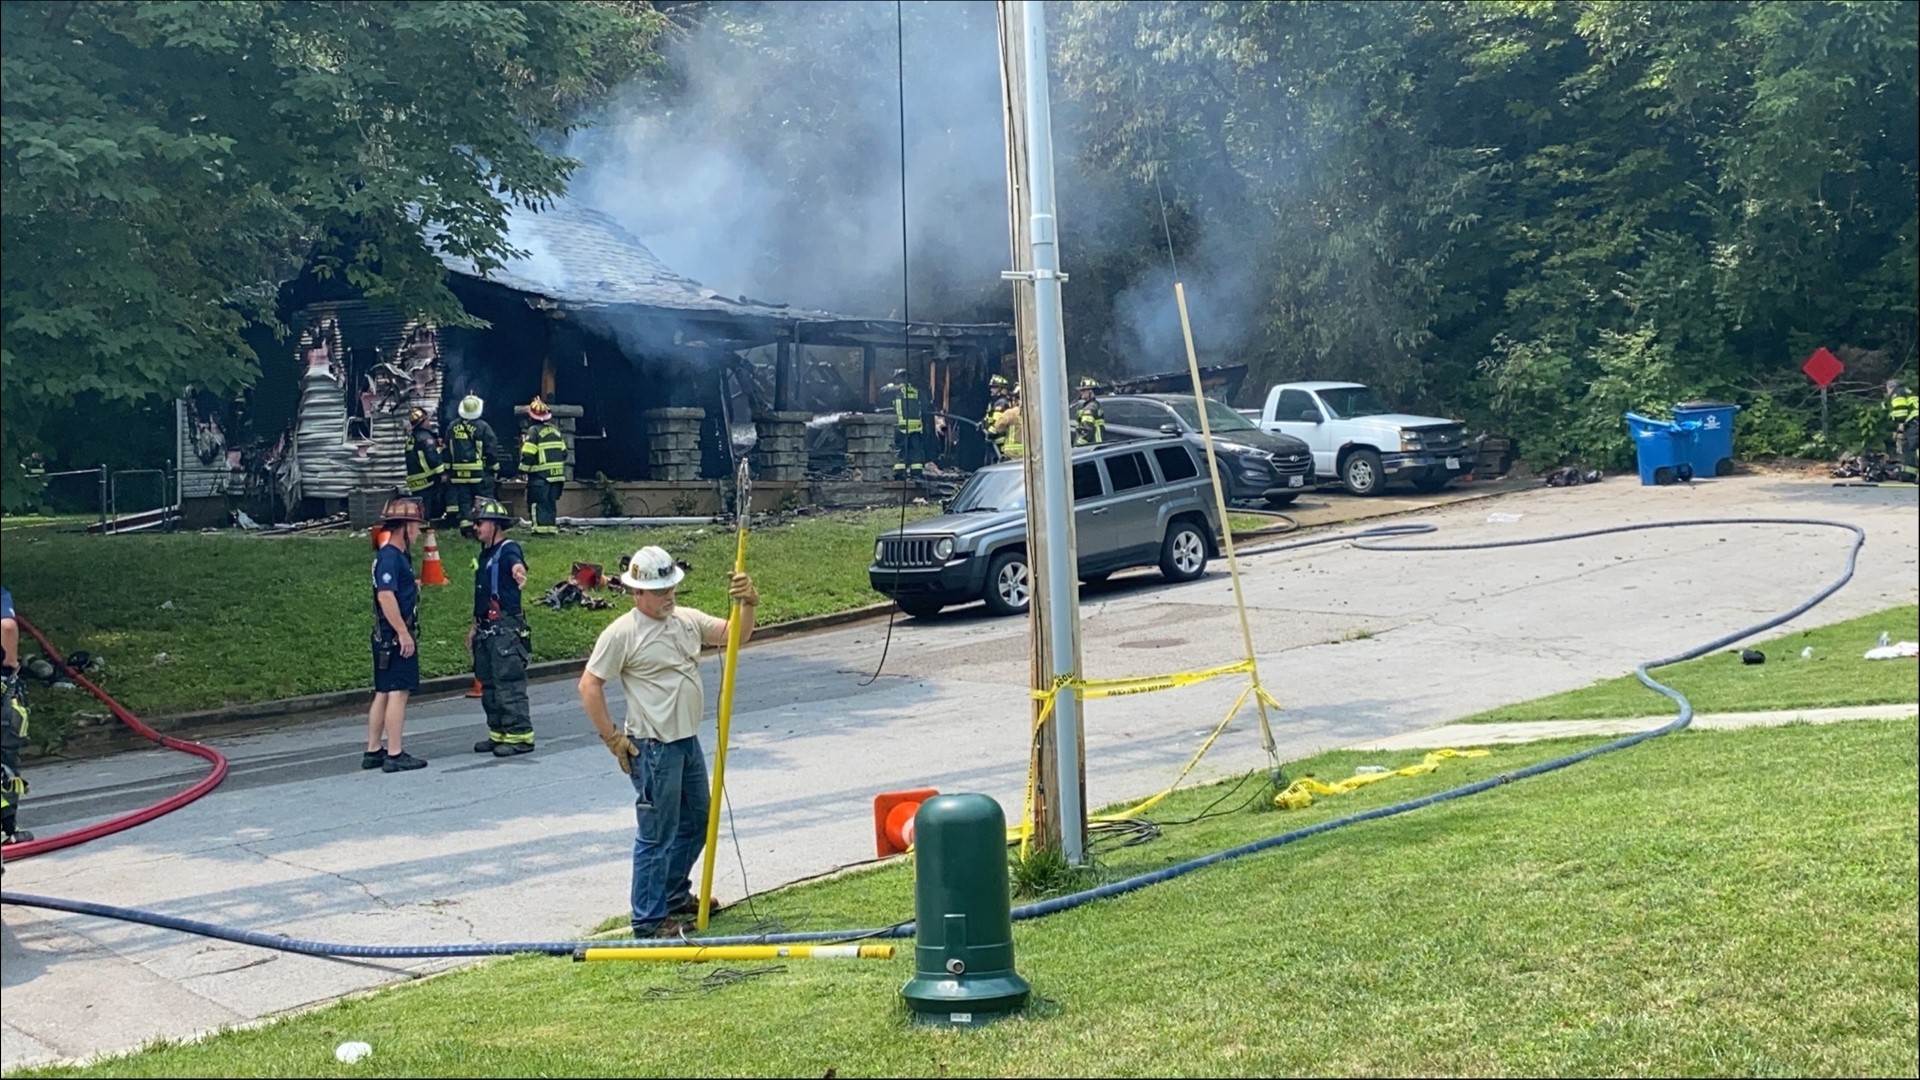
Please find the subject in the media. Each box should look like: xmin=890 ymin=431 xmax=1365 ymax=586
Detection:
xmin=1 ymin=0 xmax=664 ymax=506
xmin=1054 ymin=0 xmax=1918 ymax=466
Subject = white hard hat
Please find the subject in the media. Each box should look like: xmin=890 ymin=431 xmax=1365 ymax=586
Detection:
xmin=621 ymin=546 xmax=685 ymax=591
xmin=458 ymin=393 xmax=484 ymax=420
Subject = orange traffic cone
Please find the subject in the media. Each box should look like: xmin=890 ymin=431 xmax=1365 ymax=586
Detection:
xmin=873 ymin=787 xmax=940 ymax=857
xmin=465 ymin=676 xmax=484 ymax=699
xmin=420 ymin=528 xmax=451 ymax=586
xmin=369 ymin=526 xmax=390 ymax=551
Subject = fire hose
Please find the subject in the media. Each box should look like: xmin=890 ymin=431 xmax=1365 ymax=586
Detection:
xmin=0 ymin=515 xmax=1871 ymax=956
xmin=4 ymin=616 xmax=230 ymax=860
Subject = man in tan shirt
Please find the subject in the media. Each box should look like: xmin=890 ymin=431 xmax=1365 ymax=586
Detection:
xmin=579 ymin=546 xmax=757 ymax=938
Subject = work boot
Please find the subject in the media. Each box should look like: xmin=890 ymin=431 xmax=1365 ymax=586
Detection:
xmin=493 ymin=742 xmax=534 ymax=757
xmin=2 ymin=830 xmax=33 ymax=845
xmin=382 ymin=751 xmax=428 ymax=773
xmin=474 ymin=738 xmax=501 ymax=754
xmin=635 ymin=918 xmax=689 ymax=939
xmin=360 ymin=749 xmax=387 ymax=770
xmin=668 ymin=896 xmax=729 ymax=918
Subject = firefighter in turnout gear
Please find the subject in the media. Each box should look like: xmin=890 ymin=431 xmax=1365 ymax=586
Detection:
xmin=1073 ymin=376 xmax=1106 ymax=447
xmin=2 ymin=586 xmax=30 ymax=846
xmin=1889 ymin=378 xmax=1919 ymax=483
xmin=984 ymin=373 xmax=1012 ymax=461
xmin=467 ymin=499 xmax=535 ymax=755
xmin=881 ymin=367 xmax=930 ymax=479
xmin=406 ymin=406 xmax=448 ymax=521
xmin=447 ymin=393 xmax=503 ymax=528
xmin=990 ymin=382 xmax=1026 ymax=459
xmin=520 ymin=397 xmax=568 ymax=535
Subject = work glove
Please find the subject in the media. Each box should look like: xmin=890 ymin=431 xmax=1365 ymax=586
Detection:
xmin=728 ymin=572 xmax=759 ymax=608
xmin=600 ymin=729 xmax=639 ymax=774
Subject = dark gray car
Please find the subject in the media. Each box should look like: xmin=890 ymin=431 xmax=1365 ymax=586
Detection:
xmin=869 ymin=436 xmax=1224 ymax=617
xmin=1098 ymin=394 xmax=1315 ymax=508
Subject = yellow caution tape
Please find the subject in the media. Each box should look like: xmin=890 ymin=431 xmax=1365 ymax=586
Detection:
xmin=1014 ymin=660 xmax=1281 ymax=856
xmin=1271 ymin=748 xmax=1490 ymax=811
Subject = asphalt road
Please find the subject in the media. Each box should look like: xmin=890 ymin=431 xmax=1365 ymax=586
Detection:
xmin=3 ymin=474 xmax=1915 ymax=1069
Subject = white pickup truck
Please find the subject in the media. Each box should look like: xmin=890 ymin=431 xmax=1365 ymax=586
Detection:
xmin=1254 ymin=381 xmax=1478 ymax=496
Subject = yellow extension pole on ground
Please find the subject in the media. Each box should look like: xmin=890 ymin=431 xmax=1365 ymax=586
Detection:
xmin=576 ymin=943 xmax=896 ymax=963
xmin=697 ymin=457 xmax=752 ymax=930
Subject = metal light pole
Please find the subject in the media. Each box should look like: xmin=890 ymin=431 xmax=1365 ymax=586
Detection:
xmin=999 ymin=0 xmax=1086 ymax=866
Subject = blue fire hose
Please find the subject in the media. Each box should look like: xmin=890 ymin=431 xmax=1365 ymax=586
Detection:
xmin=0 ymin=516 xmax=1871 ymax=956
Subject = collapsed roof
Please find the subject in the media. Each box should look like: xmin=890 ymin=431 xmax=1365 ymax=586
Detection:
xmin=427 ymin=200 xmax=1011 ymax=351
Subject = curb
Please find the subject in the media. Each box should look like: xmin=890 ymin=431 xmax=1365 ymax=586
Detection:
xmin=43 ymin=601 xmax=899 ymax=757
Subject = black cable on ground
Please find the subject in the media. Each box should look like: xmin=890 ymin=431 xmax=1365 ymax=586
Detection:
xmin=0 ymin=516 xmax=1870 ymax=957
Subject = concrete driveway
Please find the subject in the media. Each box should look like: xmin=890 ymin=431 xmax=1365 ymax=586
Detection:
xmin=3 ymin=475 xmax=1915 ymax=1068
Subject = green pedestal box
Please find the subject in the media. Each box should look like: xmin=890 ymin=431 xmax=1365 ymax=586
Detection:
xmin=900 ymin=793 xmax=1031 ymax=1026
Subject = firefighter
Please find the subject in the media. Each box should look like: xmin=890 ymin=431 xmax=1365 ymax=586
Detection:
xmin=447 ymin=393 xmax=503 ymax=529
xmin=1888 ymin=378 xmax=1918 ymax=483
xmin=1073 ymin=376 xmax=1106 ymax=447
xmin=990 ymin=382 xmax=1026 ymax=459
xmin=520 ymin=397 xmax=568 ymax=536
xmin=984 ymin=373 xmax=1012 ymax=461
xmin=881 ymin=366 xmax=929 ymax=480
xmin=366 ymin=498 xmax=429 ymax=773
xmin=405 ymin=406 xmax=448 ymax=521
xmin=467 ymin=499 xmax=534 ymax=756
xmin=1 ymin=584 xmax=30 ymax=845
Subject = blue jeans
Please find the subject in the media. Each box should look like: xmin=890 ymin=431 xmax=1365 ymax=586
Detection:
xmin=629 ymin=736 xmax=710 ymax=933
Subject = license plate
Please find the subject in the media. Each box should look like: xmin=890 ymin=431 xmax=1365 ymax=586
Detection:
xmin=1445 ymin=456 xmax=1460 ymax=470
xmin=1288 ymin=475 xmax=1304 ymax=488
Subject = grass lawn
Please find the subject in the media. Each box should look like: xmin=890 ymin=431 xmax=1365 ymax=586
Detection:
xmin=0 ymin=508 xmax=932 ymax=732
xmin=21 ymin=717 xmax=1916 ymax=1078
xmin=1460 ymin=604 xmax=1919 ymax=723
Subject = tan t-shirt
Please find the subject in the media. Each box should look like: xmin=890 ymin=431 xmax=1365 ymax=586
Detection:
xmin=585 ymin=606 xmax=728 ymax=743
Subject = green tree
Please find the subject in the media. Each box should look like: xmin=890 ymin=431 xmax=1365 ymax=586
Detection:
xmin=1 ymin=0 xmax=666 ymax=508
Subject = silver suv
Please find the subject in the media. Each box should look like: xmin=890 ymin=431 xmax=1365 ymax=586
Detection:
xmin=869 ymin=436 xmax=1224 ymax=617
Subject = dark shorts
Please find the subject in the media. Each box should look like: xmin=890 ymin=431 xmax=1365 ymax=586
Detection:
xmin=373 ymin=643 xmax=420 ymax=694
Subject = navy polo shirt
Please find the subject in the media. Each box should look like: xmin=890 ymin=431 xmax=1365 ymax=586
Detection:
xmin=372 ymin=544 xmax=418 ymax=632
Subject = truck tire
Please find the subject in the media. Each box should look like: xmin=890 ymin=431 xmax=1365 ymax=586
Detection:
xmin=982 ymin=550 xmax=1031 ymax=616
xmin=1341 ymin=449 xmax=1384 ymax=496
xmin=1158 ymin=520 xmax=1210 ymax=583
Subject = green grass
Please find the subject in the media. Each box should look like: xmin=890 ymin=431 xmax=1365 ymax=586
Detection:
xmin=1461 ymin=604 xmax=1919 ymax=723
xmin=1 ymin=508 xmax=932 ymax=733
xmin=21 ymin=718 xmax=1917 ymax=1077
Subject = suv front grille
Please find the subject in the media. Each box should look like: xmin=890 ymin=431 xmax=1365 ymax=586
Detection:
xmin=878 ymin=537 xmax=941 ymax=567
xmin=1274 ymin=453 xmax=1312 ymax=477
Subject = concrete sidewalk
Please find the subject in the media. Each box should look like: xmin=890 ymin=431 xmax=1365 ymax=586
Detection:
xmin=1344 ymin=702 xmax=1918 ymax=751
xmin=2 ymin=473 xmax=1915 ymax=1071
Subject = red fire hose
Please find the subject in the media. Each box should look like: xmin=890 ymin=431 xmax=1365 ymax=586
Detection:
xmin=5 ymin=615 xmax=229 ymax=860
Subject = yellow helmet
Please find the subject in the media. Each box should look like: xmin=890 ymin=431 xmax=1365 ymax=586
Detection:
xmin=527 ymin=396 xmax=552 ymax=421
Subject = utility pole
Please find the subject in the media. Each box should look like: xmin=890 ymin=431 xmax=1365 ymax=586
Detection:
xmin=997 ymin=0 xmax=1087 ymax=866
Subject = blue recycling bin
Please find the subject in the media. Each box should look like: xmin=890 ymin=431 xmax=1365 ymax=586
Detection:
xmin=1671 ymin=401 xmax=1740 ymax=477
xmin=1625 ymin=412 xmax=1696 ymax=486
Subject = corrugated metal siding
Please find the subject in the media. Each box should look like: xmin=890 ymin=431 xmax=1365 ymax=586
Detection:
xmin=288 ymin=302 xmax=445 ymax=501
xmin=176 ymin=399 xmax=235 ymax=499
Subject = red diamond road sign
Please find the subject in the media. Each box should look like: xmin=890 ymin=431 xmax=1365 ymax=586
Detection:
xmin=1802 ymin=347 xmax=1843 ymax=388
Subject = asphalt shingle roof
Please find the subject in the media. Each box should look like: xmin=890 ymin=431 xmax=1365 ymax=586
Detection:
xmin=429 ymin=200 xmax=837 ymax=322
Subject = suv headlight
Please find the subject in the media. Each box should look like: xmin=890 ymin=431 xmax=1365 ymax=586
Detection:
xmin=1400 ymin=430 xmax=1424 ymax=451
xmin=934 ymin=537 xmax=955 ymax=560
xmin=875 ymin=540 xmax=886 ymax=562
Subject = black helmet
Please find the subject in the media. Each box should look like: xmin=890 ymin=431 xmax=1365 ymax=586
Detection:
xmin=471 ymin=498 xmax=516 ymax=526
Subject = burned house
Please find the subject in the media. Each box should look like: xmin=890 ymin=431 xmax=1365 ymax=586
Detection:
xmin=178 ymin=200 xmax=1013 ymax=524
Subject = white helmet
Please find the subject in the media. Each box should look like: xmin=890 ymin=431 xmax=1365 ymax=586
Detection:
xmin=620 ymin=546 xmax=685 ymax=591
xmin=458 ymin=393 xmax=484 ymax=421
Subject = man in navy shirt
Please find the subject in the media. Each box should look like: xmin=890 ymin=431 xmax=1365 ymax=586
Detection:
xmin=367 ymin=497 xmax=429 ymax=773
xmin=467 ymin=498 xmax=534 ymax=756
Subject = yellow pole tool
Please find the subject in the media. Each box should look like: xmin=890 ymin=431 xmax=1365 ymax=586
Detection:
xmin=574 ymin=944 xmax=896 ymax=964
xmin=698 ymin=457 xmax=753 ymax=930
xmin=1175 ymin=281 xmax=1279 ymax=764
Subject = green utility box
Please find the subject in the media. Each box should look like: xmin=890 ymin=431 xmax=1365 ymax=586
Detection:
xmin=900 ymin=793 xmax=1031 ymax=1026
